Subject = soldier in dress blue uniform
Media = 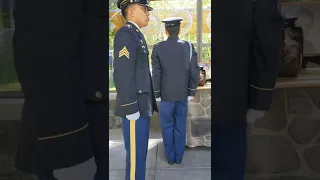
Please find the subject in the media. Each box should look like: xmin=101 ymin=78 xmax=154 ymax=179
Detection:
xmin=212 ymin=0 xmax=283 ymax=179
xmin=13 ymin=0 xmax=110 ymax=179
xmin=113 ymin=0 xmax=158 ymax=180
xmin=151 ymin=17 xmax=200 ymax=164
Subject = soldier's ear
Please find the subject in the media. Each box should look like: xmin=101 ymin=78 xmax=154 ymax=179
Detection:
xmin=127 ymin=4 xmax=136 ymax=18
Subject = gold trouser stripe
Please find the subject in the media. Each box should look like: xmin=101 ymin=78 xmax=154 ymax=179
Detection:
xmin=130 ymin=120 xmax=136 ymax=180
xmin=37 ymin=123 xmax=89 ymax=140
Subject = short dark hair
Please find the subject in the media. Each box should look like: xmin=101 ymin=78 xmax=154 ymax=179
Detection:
xmin=121 ymin=6 xmax=129 ymax=19
xmin=165 ymin=25 xmax=180 ymax=37
xmin=121 ymin=4 xmax=135 ymax=19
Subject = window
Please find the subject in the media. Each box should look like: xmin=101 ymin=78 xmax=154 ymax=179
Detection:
xmin=0 ymin=0 xmax=18 ymax=96
xmin=280 ymin=1 xmax=320 ymax=55
xmin=109 ymin=0 xmax=211 ymax=92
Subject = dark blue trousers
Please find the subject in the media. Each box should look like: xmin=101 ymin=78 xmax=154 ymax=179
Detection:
xmin=212 ymin=122 xmax=247 ymax=180
xmin=160 ymin=101 xmax=188 ymax=162
xmin=121 ymin=116 xmax=150 ymax=180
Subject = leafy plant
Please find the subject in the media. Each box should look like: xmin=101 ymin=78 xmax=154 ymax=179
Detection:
xmin=109 ymin=0 xmax=211 ymax=91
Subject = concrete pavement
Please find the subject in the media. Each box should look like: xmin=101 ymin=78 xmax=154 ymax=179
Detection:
xmin=109 ymin=129 xmax=211 ymax=180
xmin=109 ymin=140 xmax=211 ymax=180
xmin=52 ymin=130 xmax=211 ymax=180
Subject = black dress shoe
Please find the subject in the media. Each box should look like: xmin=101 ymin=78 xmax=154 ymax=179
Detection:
xmin=175 ymin=161 xmax=182 ymax=164
xmin=168 ymin=161 xmax=175 ymax=165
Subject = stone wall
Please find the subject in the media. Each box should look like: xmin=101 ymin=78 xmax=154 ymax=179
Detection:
xmin=186 ymin=89 xmax=211 ymax=147
xmin=2 ymin=87 xmax=320 ymax=179
xmin=246 ymin=88 xmax=320 ymax=179
xmin=109 ymin=88 xmax=212 ymax=148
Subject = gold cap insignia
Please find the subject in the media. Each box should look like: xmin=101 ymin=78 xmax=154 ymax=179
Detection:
xmin=120 ymin=0 xmax=127 ymax=6
xmin=119 ymin=46 xmax=130 ymax=59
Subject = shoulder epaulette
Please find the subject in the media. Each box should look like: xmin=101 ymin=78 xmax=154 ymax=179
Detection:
xmin=124 ymin=24 xmax=132 ymax=29
xmin=117 ymin=24 xmax=135 ymax=34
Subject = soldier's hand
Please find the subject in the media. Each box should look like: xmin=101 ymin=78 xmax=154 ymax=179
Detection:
xmin=156 ymin=97 xmax=161 ymax=101
xmin=187 ymin=96 xmax=193 ymax=101
xmin=246 ymin=109 xmax=265 ymax=124
xmin=126 ymin=111 xmax=140 ymax=121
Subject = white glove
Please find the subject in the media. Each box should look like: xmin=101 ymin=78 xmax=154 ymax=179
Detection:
xmin=156 ymin=97 xmax=161 ymax=101
xmin=246 ymin=109 xmax=265 ymax=124
xmin=187 ymin=96 xmax=193 ymax=101
xmin=126 ymin=111 xmax=140 ymax=121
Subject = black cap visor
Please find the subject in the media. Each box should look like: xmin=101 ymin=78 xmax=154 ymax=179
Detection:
xmin=133 ymin=0 xmax=153 ymax=11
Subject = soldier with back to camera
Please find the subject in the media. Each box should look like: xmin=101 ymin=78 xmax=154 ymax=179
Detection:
xmin=151 ymin=17 xmax=199 ymax=165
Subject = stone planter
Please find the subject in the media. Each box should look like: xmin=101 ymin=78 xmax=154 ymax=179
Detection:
xmin=186 ymin=84 xmax=211 ymax=148
xmin=2 ymin=86 xmax=320 ymax=179
xmin=246 ymin=88 xmax=320 ymax=179
xmin=109 ymin=83 xmax=212 ymax=148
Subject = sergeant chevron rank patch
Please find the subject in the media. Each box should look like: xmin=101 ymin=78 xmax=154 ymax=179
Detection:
xmin=119 ymin=46 xmax=130 ymax=59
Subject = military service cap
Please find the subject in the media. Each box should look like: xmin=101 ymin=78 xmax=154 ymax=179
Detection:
xmin=162 ymin=17 xmax=183 ymax=27
xmin=117 ymin=0 xmax=153 ymax=11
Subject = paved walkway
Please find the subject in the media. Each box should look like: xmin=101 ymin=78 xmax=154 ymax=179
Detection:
xmin=108 ymin=129 xmax=211 ymax=180
xmin=0 ymin=129 xmax=211 ymax=180
xmin=109 ymin=141 xmax=211 ymax=180
xmin=54 ymin=130 xmax=211 ymax=180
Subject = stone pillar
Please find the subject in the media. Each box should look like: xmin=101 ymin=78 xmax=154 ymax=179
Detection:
xmin=186 ymin=88 xmax=211 ymax=147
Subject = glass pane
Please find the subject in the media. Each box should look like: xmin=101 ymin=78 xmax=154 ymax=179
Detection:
xmin=0 ymin=0 xmax=18 ymax=92
xmin=281 ymin=4 xmax=320 ymax=55
xmin=108 ymin=0 xmax=211 ymax=91
xmin=109 ymin=0 xmax=200 ymax=46
xmin=142 ymin=0 xmax=197 ymax=45
xmin=202 ymin=46 xmax=211 ymax=62
xmin=202 ymin=4 xmax=211 ymax=43
xmin=0 ymin=29 xmax=19 ymax=92
xmin=0 ymin=0 xmax=14 ymax=29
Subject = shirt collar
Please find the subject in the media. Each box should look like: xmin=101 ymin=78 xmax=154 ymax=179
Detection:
xmin=168 ymin=36 xmax=179 ymax=39
xmin=128 ymin=21 xmax=142 ymax=32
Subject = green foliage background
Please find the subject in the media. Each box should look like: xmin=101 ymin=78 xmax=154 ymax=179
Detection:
xmin=109 ymin=0 xmax=211 ymax=54
xmin=0 ymin=0 xmax=212 ymax=92
xmin=109 ymin=0 xmax=212 ymax=91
